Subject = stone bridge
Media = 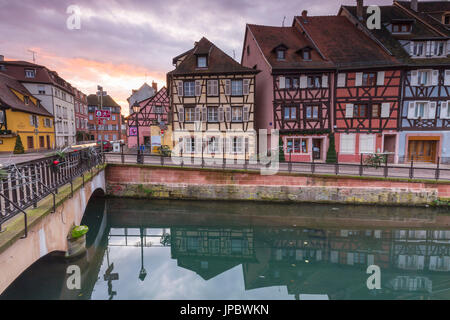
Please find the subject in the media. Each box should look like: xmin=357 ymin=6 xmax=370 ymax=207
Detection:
xmin=0 ymin=167 xmax=105 ymax=294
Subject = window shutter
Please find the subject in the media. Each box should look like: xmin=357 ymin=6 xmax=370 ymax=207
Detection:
xmin=322 ymin=74 xmax=328 ymax=88
xmin=213 ymin=80 xmax=219 ymax=95
xmin=345 ymin=104 xmax=354 ymax=118
xmin=337 ymin=73 xmax=346 ymax=87
xmin=29 ymin=115 xmax=33 ymax=126
xmin=411 ymin=71 xmax=418 ymax=86
xmin=408 ymin=102 xmax=416 ymax=119
xmin=381 ymin=103 xmax=390 ymax=118
xmin=36 ymin=116 xmax=39 ymax=127
xmin=441 ymin=102 xmax=449 ymax=119
xmin=243 ymin=79 xmax=250 ymax=95
xmin=340 ymin=134 xmax=355 ymax=154
xmin=429 ymin=256 xmax=437 ymax=271
xmin=418 ymin=256 xmax=425 ymax=270
xmin=431 ymin=70 xmax=439 ymax=86
xmin=347 ymin=253 xmax=354 ymax=266
xmin=355 ymin=72 xmax=363 ymax=86
xmin=177 ymin=81 xmax=183 ymax=96
xmin=243 ymin=106 xmax=249 ymax=122
xmin=202 ymin=107 xmax=207 ymax=122
xmin=207 ymin=80 xmax=212 ymax=96
xmin=178 ymin=107 xmax=184 ymax=122
xmin=225 ymin=79 xmax=231 ymax=95
xmin=195 ymin=107 xmax=201 ymax=121
xmin=300 ymin=75 xmax=307 ymax=89
xmin=195 ymin=136 xmax=202 ymax=154
xmin=224 ymin=137 xmax=230 ymax=154
xmin=195 ymin=80 xmax=202 ymax=96
xmin=225 ymin=107 xmax=231 ymax=122
xmin=278 ymin=76 xmax=285 ymax=89
xmin=377 ymin=71 xmax=385 ymax=86
xmin=218 ymin=107 xmax=224 ymax=122
xmin=445 ymin=70 xmax=450 ymax=86
xmin=398 ymin=255 xmax=406 ymax=269
xmin=428 ymin=101 xmax=437 ymax=119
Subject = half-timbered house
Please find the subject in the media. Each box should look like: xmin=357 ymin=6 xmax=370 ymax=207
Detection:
xmin=340 ymin=0 xmax=450 ymax=164
xmin=168 ymin=37 xmax=259 ymax=160
xmin=127 ymin=87 xmax=172 ymax=151
xmin=242 ymin=22 xmax=334 ymax=162
xmin=295 ymin=13 xmax=403 ymax=163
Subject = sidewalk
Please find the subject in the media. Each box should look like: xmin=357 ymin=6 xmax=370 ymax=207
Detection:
xmin=0 ymin=150 xmax=57 ymax=166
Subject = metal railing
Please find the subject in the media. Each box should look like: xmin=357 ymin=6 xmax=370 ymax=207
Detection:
xmin=0 ymin=147 xmax=104 ymax=237
xmin=105 ymin=148 xmax=450 ymax=182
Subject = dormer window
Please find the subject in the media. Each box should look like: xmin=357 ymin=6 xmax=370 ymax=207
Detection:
xmin=197 ymin=55 xmax=207 ymax=68
xmin=302 ymin=49 xmax=311 ymax=61
xmin=443 ymin=14 xmax=450 ymax=25
xmin=25 ymin=69 xmax=35 ymax=78
xmin=277 ymin=49 xmax=286 ymax=60
xmin=413 ymin=42 xmax=425 ymax=57
xmin=434 ymin=41 xmax=445 ymax=57
xmin=24 ymin=96 xmax=30 ymax=105
xmin=392 ymin=23 xmax=411 ymax=33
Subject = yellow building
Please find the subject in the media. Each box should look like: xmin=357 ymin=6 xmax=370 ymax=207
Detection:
xmin=0 ymin=73 xmax=55 ymax=152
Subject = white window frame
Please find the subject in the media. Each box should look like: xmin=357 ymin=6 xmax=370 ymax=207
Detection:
xmin=207 ymin=107 xmax=218 ymax=122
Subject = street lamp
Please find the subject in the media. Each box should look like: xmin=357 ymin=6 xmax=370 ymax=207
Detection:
xmin=138 ymin=227 xmax=147 ymax=281
xmin=133 ymin=102 xmax=143 ymax=164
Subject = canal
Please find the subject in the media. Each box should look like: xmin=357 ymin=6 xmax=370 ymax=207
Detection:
xmin=1 ymin=198 xmax=450 ymax=300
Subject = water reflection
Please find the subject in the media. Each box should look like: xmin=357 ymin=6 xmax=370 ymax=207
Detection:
xmin=2 ymin=199 xmax=450 ymax=300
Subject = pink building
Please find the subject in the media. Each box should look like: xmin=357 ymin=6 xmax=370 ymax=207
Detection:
xmin=127 ymin=87 xmax=171 ymax=150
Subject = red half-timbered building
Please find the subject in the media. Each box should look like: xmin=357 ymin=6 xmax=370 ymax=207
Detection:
xmin=295 ymin=14 xmax=403 ymax=163
xmin=242 ymin=23 xmax=334 ymax=162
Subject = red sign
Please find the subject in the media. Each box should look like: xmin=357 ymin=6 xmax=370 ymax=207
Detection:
xmin=96 ymin=110 xmax=110 ymax=118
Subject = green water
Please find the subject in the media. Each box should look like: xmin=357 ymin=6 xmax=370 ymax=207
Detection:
xmin=2 ymin=198 xmax=450 ymax=300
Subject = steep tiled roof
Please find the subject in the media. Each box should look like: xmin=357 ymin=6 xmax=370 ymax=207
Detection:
xmin=341 ymin=4 xmax=450 ymax=67
xmin=0 ymin=60 xmax=74 ymax=94
xmin=295 ymin=15 xmax=401 ymax=69
xmin=246 ymin=24 xmax=334 ymax=70
xmin=87 ymin=94 xmax=121 ymax=108
xmin=0 ymin=72 xmax=53 ymax=117
xmin=169 ymin=37 xmax=258 ymax=75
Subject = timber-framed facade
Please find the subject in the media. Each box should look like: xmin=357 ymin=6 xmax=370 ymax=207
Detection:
xmin=168 ymin=37 xmax=259 ymax=160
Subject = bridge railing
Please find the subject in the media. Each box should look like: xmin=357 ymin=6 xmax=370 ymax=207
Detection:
xmin=0 ymin=147 xmax=104 ymax=237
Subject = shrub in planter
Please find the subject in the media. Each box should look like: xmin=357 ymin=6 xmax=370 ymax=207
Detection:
xmin=71 ymin=225 xmax=89 ymax=239
xmin=13 ymin=135 xmax=25 ymax=154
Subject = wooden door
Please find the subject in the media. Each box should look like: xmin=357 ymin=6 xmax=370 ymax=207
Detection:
xmin=312 ymin=139 xmax=322 ymax=160
xmin=46 ymin=135 xmax=51 ymax=149
xmin=27 ymin=136 xmax=34 ymax=150
xmin=408 ymin=140 xmax=437 ymax=163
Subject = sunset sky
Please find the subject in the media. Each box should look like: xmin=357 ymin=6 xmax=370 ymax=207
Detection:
xmin=0 ymin=0 xmax=395 ymax=116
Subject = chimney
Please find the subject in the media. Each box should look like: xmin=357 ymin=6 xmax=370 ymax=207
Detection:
xmin=301 ymin=10 xmax=308 ymax=19
xmin=357 ymin=0 xmax=364 ymax=21
xmin=152 ymin=81 xmax=158 ymax=92
xmin=411 ymin=0 xmax=418 ymax=12
xmin=0 ymin=55 xmax=3 ymax=62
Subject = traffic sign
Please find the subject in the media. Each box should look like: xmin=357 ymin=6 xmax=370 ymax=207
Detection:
xmin=96 ymin=110 xmax=110 ymax=118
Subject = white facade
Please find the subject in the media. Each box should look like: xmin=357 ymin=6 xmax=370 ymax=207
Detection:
xmin=23 ymin=83 xmax=76 ymax=148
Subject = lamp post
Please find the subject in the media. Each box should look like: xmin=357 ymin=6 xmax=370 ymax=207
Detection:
xmin=138 ymin=227 xmax=147 ymax=281
xmin=133 ymin=102 xmax=143 ymax=164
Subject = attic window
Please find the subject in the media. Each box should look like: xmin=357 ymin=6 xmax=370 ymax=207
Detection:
xmin=24 ymin=96 xmax=30 ymax=105
xmin=302 ymin=49 xmax=311 ymax=61
xmin=443 ymin=14 xmax=450 ymax=25
xmin=392 ymin=23 xmax=411 ymax=33
xmin=277 ymin=49 xmax=286 ymax=61
xmin=25 ymin=69 xmax=35 ymax=78
xmin=197 ymin=55 xmax=207 ymax=68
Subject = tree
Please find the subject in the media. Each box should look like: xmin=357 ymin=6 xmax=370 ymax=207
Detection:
xmin=279 ymin=136 xmax=285 ymax=162
xmin=13 ymin=135 xmax=25 ymax=154
xmin=326 ymin=133 xmax=337 ymax=163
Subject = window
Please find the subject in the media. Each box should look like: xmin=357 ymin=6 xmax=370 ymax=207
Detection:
xmin=277 ymin=50 xmax=285 ymax=60
xmin=25 ymin=69 xmax=35 ymax=78
xmin=392 ymin=23 xmax=411 ymax=33
xmin=231 ymin=137 xmax=243 ymax=154
xmin=89 ymin=115 xmax=93 ymax=120
xmin=232 ymin=107 xmax=243 ymax=122
xmin=284 ymin=106 xmax=297 ymax=120
xmin=354 ymin=104 xmax=368 ymax=118
xmin=38 ymin=85 xmax=46 ymax=94
xmin=307 ymin=76 xmax=321 ymax=88
xmin=415 ymin=102 xmax=426 ymax=118
xmin=184 ymin=137 xmax=195 ymax=153
xmin=303 ymin=49 xmax=311 ymax=60
xmin=286 ymin=138 xmax=308 ymax=153
xmin=207 ymin=107 xmax=218 ymax=122
xmin=285 ymin=78 xmax=291 ymax=89
xmin=231 ymin=80 xmax=243 ymax=96
xmin=413 ymin=42 xmax=425 ymax=57
xmin=372 ymin=104 xmax=381 ymax=118
xmin=247 ymin=45 xmax=250 ymax=56
xmin=24 ymin=96 xmax=29 ymax=105
xmin=305 ymin=105 xmax=319 ymax=119
xmin=362 ymin=73 xmax=377 ymax=86
xmin=155 ymin=106 xmax=163 ymax=114
xmin=183 ymin=81 xmax=195 ymax=96
xmin=340 ymin=134 xmax=356 ymax=154
xmin=292 ymin=78 xmax=299 ymax=88
xmin=112 ymin=115 xmax=116 ymax=121
xmin=445 ymin=15 xmax=450 ymax=25
xmin=418 ymin=70 xmax=430 ymax=86
xmin=185 ymin=107 xmax=196 ymax=122
xmin=208 ymin=137 xmax=219 ymax=153
xmin=197 ymin=55 xmax=207 ymax=68
xmin=0 ymin=110 xmax=4 ymax=124
xmin=113 ymin=134 xmax=117 ymax=141
xmin=359 ymin=134 xmax=375 ymax=154
xmin=434 ymin=41 xmax=445 ymax=56
xmin=207 ymin=80 xmax=218 ymax=96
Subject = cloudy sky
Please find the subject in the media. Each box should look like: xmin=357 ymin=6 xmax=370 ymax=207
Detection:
xmin=0 ymin=0 xmax=395 ymax=115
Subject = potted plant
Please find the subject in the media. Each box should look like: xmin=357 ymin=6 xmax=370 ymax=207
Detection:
xmin=66 ymin=225 xmax=89 ymax=259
